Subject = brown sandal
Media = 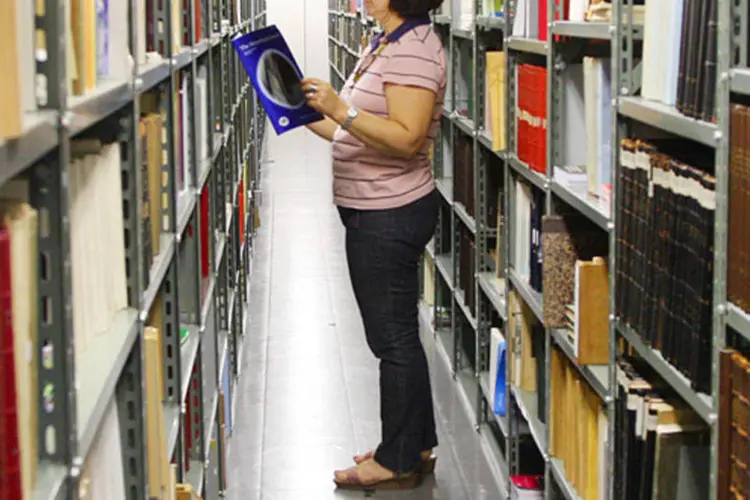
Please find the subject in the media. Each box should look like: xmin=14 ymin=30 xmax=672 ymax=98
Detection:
xmin=333 ymin=464 xmax=422 ymax=491
xmin=353 ymin=450 xmax=437 ymax=474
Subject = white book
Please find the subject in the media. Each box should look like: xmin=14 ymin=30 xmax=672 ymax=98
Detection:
xmin=488 ymin=327 xmax=505 ymax=410
xmin=563 ymin=63 xmax=587 ymax=169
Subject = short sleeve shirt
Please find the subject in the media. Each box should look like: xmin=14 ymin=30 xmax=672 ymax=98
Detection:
xmin=332 ymin=24 xmax=447 ymax=210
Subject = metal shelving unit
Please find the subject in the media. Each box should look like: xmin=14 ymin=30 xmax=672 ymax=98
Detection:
xmin=4 ymin=0 xmax=267 ymax=499
xmin=327 ymin=0 xmax=738 ymax=497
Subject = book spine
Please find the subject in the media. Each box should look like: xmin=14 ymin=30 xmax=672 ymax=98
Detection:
xmin=0 ymin=229 xmax=21 ymax=500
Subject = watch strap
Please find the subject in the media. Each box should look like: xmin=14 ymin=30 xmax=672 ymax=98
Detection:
xmin=342 ymin=107 xmax=358 ymax=131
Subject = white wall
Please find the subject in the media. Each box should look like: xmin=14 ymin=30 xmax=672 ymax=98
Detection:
xmin=267 ymin=0 xmax=329 ymax=80
xmin=265 ymin=0 xmax=333 ymax=163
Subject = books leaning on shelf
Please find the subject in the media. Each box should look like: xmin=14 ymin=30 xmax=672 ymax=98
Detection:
xmin=614 ymin=357 xmax=710 ymax=500
xmin=67 ymin=0 xmax=132 ymax=97
xmin=69 ymin=140 xmax=128 ymax=363
xmin=550 ymin=347 xmax=608 ymax=500
xmin=615 ymin=138 xmax=715 ymax=393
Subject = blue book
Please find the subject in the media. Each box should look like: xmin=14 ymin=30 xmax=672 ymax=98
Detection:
xmin=232 ymin=25 xmax=324 ymax=135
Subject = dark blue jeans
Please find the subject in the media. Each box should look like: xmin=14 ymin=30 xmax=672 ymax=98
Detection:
xmin=338 ymin=189 xmax=440 ymax=474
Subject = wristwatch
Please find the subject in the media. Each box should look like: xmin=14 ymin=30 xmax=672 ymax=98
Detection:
xmin=342 ymin=106 xmax=359 ymax=131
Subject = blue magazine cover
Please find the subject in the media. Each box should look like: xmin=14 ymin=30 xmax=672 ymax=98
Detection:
xmin=232 ymin=25 xmax=324 ymax=135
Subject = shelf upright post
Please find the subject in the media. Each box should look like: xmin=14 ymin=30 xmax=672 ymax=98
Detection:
xmin=504 ymin=0 xmax=520 ymax=479
xmin=31 ymin=0 xmax=77 ymax=496
xmin=608 ymin=0 xmax=631 ymax=498
xmin=154 ymin=0 xmax=186 ymax=479
xmin=449 ymin=27 xmax=461 ymax=378
xmin=471 ymin=0 xmax=484 ymax=431
xmin=114 ymin=0 xmax=149 ymax=496
xmin=711 ymin=0 xmax=733 ymax=493
xmin=474 ymin=12 xmax=487 ymax=416
xmin=542 ymin=1 xmax=554 ymax=497
xmin=731 ymin=0 xmax=747 ymax=67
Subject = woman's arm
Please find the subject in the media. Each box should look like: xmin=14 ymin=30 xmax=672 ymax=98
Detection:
xmin=306 ymin=116 xmax=339 ymax=142
xmin=301 ymin=78 xmax=436 ymax=160
xmin=331 ymin=84 xmax=435 ymax=159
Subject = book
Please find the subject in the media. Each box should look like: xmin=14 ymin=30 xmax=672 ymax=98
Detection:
xmin=232 ymin=25 xmax=324 ymax=135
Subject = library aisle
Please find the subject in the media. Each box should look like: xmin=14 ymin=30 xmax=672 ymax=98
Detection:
xmin=224 ymin=130 xmax=504 ymax=499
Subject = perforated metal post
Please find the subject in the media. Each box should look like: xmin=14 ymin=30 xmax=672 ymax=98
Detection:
xmin=504 ymin=0 xmax=520 ymax=478
xmin=115 ymin=340 xmax=147 ymax=500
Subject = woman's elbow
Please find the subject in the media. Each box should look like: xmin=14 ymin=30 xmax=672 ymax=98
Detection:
xmin=395 ymin=135 xmax=426 ymax=159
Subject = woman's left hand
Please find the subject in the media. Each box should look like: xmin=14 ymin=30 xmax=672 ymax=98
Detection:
xmin=301 ymin=78 xmax=347 ymax=120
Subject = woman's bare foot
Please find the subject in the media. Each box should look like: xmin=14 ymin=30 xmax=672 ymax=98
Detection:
xmin=335 ymin=457 xmax=397 ymax=485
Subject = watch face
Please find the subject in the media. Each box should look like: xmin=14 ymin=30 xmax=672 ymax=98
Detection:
xmin=348 ymin=107 xmax=358 ymax=118
xmin=256 ymin=49 xmax=306 ymax=109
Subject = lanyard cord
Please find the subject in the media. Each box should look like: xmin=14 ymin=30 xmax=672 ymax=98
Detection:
xmin=352 ymin=42 xmax=388 ymax=83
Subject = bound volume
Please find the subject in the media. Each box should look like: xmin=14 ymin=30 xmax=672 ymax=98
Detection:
xmin=233 ymin=25 xmax=324 ymax=134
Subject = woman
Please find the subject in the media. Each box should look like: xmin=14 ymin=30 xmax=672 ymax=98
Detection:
xmin=300 ymin=0 xmax=446 ymax=491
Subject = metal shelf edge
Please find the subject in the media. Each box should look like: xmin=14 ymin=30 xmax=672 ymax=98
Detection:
xmin=618 ymin=96 xmax=718 ymax=148
xmin=454 ymin=287 xmax=479 ymax=330
xmin=142 ymin=234 xmax=177 ymax=317
xmin=164 ymin=402 xmax=181 ymax=457
xmin=77 ymin=308 xmax=140 ymax=461
xmin=479 ymin=372 xmax=509 ymax=438
xmin=550 ymin=457 xmax=582 ymax=500
xmin=180 ymin=326 xmax=202 ymax=401
xmin=508 ymin=155 xmax=547 ymax=191
xmin=0 ymin=113 xmax=59 ymax=184
xmin=549 ymin=328 xmax=609 ymax=401
xmin=508 ymin=269 xmax=544 ymax=323
xmin=454 ymin=202 xmax=477 ymax=234
xmin=727 ymin=303 xmax=750 ymax=341
xmin=435 ymin=254 xmax=454 ymax=289
xmin=506 ymin=37 xmax=548 ymax=55
xmin=551 ymin=21 xmax=611 ymax=39
xmin=511 ymin=385 xmax=547 ymax=459
xmin=475 ymin=16 xmax=506 ymax=30
xmin=32 ymin=462 xmax=68 ymax=500
xmin=477 ymin=272 xmax=508 ymax=320
xmin=616 ymin=321 xmax=713 ymax=422
xmin=549 ymin=179 xmax=611 ymax=231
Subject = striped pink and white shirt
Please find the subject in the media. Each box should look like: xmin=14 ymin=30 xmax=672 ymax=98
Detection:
xmin=332 ymin=24 xmax=447 ymax=210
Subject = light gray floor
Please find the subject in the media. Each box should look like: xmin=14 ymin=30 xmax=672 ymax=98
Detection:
xmin=225 ymin=128 xmax=504 ymax=499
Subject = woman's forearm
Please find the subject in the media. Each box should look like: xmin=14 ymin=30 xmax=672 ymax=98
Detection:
xmin=331 ymin=105 xmax=419 ymax=159
xmin=306 ymin=117 xmax=339 ymax=142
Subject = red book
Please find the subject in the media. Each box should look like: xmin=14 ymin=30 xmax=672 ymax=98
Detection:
xmin=194 ymin=0 xmax=202 ymax=41
xmin=238 ymin=179 xmax=245 ymax=246
xmin=0 ymin=228 xmax=21 ymax=500
xmin=200 ymin=185 xmax=210 ymax=278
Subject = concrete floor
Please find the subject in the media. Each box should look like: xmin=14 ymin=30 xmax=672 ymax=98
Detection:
xmin=224 ymin=128 xmax=503 ymax=499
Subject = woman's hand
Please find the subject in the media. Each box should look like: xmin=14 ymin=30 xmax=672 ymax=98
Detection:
xmin=301 ymin=78 xmax=347 ymax=121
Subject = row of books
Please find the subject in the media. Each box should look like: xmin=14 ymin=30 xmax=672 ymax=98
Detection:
xmin=615 ymin=138 xmax=715 ymax=393
xmin=641 ymin=0 xmax=718 ymax=122
xmin=0 ymin=0 xmax=226 ymax=141
xmin=498 ymin=287 xmax=711 ymax=500
xmin=511 ymin=0 xmax=643 ymax=41
xmin=513 ymin=179 xmax=544 ymax=294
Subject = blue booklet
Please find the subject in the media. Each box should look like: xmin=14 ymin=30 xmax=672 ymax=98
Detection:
xmin=232 ymin=25 xmax=324 ymax=135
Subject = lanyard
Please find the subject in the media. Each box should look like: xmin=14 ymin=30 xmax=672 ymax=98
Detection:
xmin=352 ymin=15 xmax=432 ymax=83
